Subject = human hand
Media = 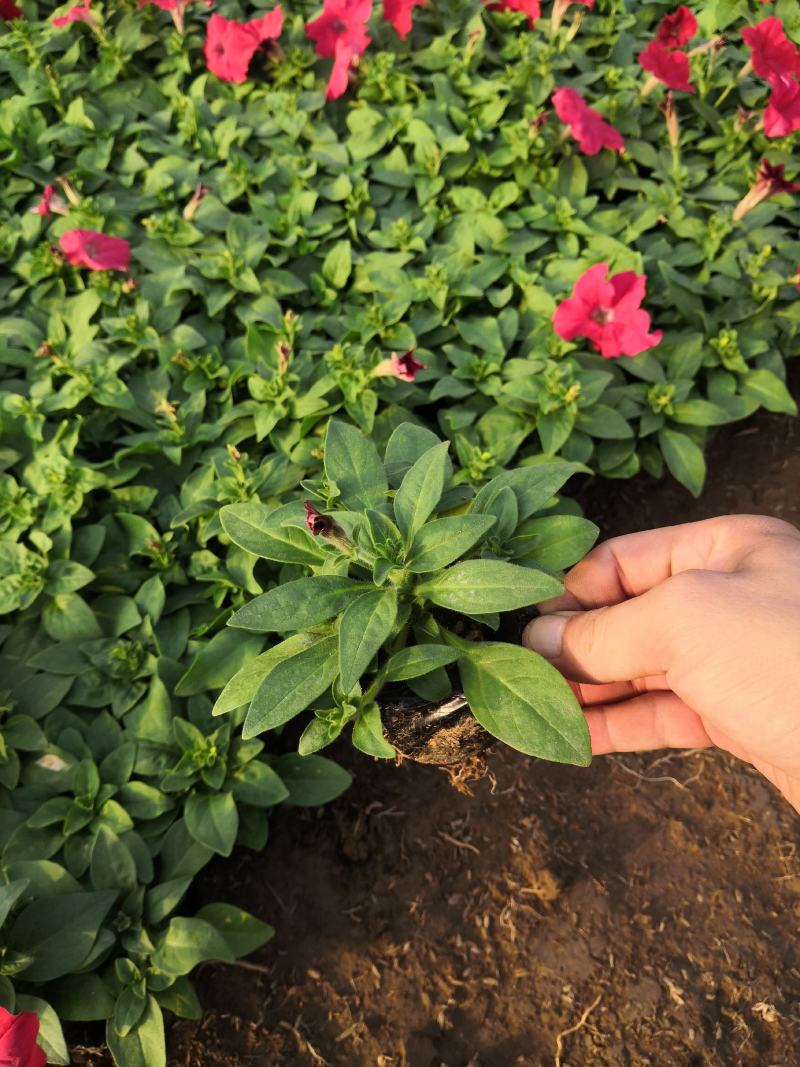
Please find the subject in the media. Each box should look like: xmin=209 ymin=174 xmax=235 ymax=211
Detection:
xmin=523 ymin=515 xmax=800 ymax=813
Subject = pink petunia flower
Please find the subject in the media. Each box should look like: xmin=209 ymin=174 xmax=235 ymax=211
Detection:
xmin=204 ymin=8 xmax=283 ymax=83
xmin=656 ymin=6 xmax=697 ymax=48
xmin=372 ymin=349 xmax=427 ymax=381
xmin=0 ymin=1008 xmax=46 ymax=1067
xmin=0 ymin=0 xmax=23 ymax=18
xmin=553 ymin=263 xmax=662 ymax=359
xmin=484 ymin=0 xmax=541 ymax=29
xmin=552 ymin=87 xmax=624 ymax=155
xmin=31 ymin=184 xmax=69 ymax=216
xmin=741 ymin=17 xmax=800 ymax=81
xmin=639 ymin=39 xmax=694 ymax=92
xmin=383 ymin=0 xmax=424 ymax=37
xmin=733 ymin=158 xmax=800 ymax=219
xmin=52 ymin=0 xmax=97 ymax=28
xmin=306 ymin=0 xmax=372 ymax=100
xmin=137 ymin=0 xmax=211 ymax=35
xmin=763 ymin=72 xmax=800 ymax=136
xmin=59 ymin=230 xmax=131 ymax=272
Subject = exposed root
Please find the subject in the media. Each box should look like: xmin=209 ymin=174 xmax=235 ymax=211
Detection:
xmin=553 ymin=993 xmax=602 ymax=1067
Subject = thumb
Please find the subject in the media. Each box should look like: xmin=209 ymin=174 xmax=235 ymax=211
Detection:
xmin=522 ymin=587 xmax=676 ymax=684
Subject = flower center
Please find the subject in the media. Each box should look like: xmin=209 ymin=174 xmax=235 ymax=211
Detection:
xmin=333 ymin=18 xmax=347 ymax=32
xmin=592 ymin=306 xmax=614 ymax=325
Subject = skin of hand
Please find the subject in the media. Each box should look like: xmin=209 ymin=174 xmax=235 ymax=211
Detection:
xmin=522 ymin=515 xmax=800 ymax=813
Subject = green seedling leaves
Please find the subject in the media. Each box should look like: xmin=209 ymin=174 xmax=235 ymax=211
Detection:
xmin=415 ymin=560 xmax=563 ymax=614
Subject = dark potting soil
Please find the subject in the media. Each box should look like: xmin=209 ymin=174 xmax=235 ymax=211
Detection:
xmin=72 ymin=366 xmax=800 ymax=1067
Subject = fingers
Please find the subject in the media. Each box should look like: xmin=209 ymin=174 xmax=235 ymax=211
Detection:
xmin=538 ymin=515 xmax=787 ymax=613
xmin=584 ymin=691 xmax=712 ymax=756
xmin=524 ymin=586 xmax=678 ymax=683
xmin=568 ymin=675 xmax=669 ymax=707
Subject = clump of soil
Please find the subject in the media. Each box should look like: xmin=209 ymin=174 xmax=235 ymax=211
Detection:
xmin=72 ymin=367 xmax=800 ymax=1067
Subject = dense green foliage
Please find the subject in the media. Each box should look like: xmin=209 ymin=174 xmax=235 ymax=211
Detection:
xmin=1 ymin=0 xmax=798 ymax=1061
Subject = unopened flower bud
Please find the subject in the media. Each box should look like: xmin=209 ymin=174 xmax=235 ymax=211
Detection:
xmin=183 ymin=184 xmax=210 ymax=221
xmin=304 ymin=503 xmax=352 ymax=553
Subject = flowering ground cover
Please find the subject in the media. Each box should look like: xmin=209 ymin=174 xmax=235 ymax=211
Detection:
xmin=0 ymin=0 xmax=798 ymax=1063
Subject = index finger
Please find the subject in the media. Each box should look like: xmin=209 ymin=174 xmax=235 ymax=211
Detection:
xmin=538 ymin=514 xmax=778 ymax=613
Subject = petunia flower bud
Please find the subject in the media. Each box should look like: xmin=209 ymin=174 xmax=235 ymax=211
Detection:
xmin=371 ymin=349 xmax=427 ymax=382
xmin=733 ymin=158 xmax=800 ymax=221
xmin=660 ymin=91 xmax=680 ymax=147
xmin=182 ymin=183 xmax=210 ymax=221
xmin=57 ymin=176 xmax=82 ymax=207
xmin=303 ymin=503 xmax=352 ymax=553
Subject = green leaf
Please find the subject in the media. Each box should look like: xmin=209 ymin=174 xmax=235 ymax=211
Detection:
xmin=658 ymin=428 xmax=706 ymax=498
xmin=175 ymin=628 xmax=263 ymax=697
xmin=49 ymin=973 xmax=116 ymax=1022
xmin=471 ymin=462 xmax=579 ymax=522
xmin=230 ymin=759 xmax=290 ymax=807
xmin=405 ymin=514 xmax=496 ymax=573
xmin=10 ymin=890 xmax=117 ymax=983
xmin=460 ymin=644 xmax=590 ymax=764
xmin=384 ymin=423 xmax=449 ymax=487
xmin=213 ymin=634 xmax=318 ymax=717
xmin=44 ymin=560 xmax=94 ymax=596
xmin=228 ymin=577 xmax=367 ymax=633
xmin=150 ymin=918 xmax=235 ymax=976
xmin=0 ymin=879 xmax=30 ymax=929
xmin=512 ymin=516 xmax=599 ymax=570
xmin=741 ymin=370 xmax=798 ymax=415
xmin=243 ymin=635 xmax=339 ymax=738
xmin=15 ymin=995 xmax=69 ymax=1066
xmin=220 ymin=502 xmax=326 ymax=564
xmin=107 ymin=996 xmax=166 ymax=1067
xmin=270 ymin=754 xmax=352 ymax=806
xmin=383 ymin=644 xmax=461 ymax=681
xmin=195 ymin=903 xmax=274 ymax=958
xmin=90 ymin=826 xmax=138 ymax=893
xmin=324 ymin=420 xmax=388 ymax=511
xmin=416 ymin=560 xmax=562 ymax=614
xmin=393 ymin=442 xmax=450 ymax=539
xmin=352 ymin=704 xmax=396 ymax=759
xmin=322 ymin=240 xmax=352 ymax=289
xmin=184 ymin=792 xmax=239 ymax=857
xmin=338 ymin=588 xmax=398 ymax=692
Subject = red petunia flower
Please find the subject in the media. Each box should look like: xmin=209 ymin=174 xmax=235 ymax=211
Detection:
xmin=484 ymin=0 xmax=541 ymax=29
xmin=763 ymin=72 xmax=800 ymax=136
xmin=52 ymin=0 xmax=96 ymax=27
xmin=553 ymin=263 xmax=662 ymax=359
xmin=0 ymin=0 xmax=22 ymax=18
xmin=741 ymin=17 xmax=800 ymax=81
xmin=303 ymin=503 xmax=351 ymax=550
xmin=656 ymin=6 xmax=697 ymax=48
xmin=305 ymin=0 xmax=372 ymax=101
xmin=638 ymin=39 xmax=694 ymax=92
xmin=59 ymin=230 xmax=131 ymax=272
xmin=383 ymin=0 xmax=424 ymax=37
xmin=373 ymin=349 xmax=427 ymax=381
xmin=733 ymin=158 xmax=800 ymax=219
xmin=137 ymin=0 xmax=211 ymax=34
xmin=204 ymin=8 xmax=283 ymax=83
xmin=551 ymin=87 xmax=624 ymax=155
xmin=31 ymin=184 xmax=68 ymax=216
xmin=0 ymin=1008 xmax=46 ymax=1067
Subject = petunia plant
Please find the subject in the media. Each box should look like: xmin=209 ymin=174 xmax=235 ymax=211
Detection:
xmin=216 ymin=420 xmax=597 ymax=765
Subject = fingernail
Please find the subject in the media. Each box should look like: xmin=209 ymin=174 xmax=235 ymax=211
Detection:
xmin=523 ymin=614 xmax=567 ymax=659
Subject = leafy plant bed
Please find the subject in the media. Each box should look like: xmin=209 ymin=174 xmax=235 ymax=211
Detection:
xmin=160 ymin=372 xmax=799 ymax=1067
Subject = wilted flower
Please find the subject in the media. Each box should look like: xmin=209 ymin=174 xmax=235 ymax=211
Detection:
xmin=0 ymin=1007 xmax=46 ymax=1067
xmin=52 ymin=0 xmax=97 ymax=29
xmin=483 ymin=0 xmax=541 ymax=29
xmin=553 ymin=263 xmax=662 ymax=358
xmin=763 ymin=72 xmax=800 ymax=137
xmin=183 ymin=183 xmax=210 ymax=220
xmin=552 ymin=87 xmax=624 ymax=155
xmin=59 ymin=230 xmax=131 ymax=272
xmin=741 ymin=17 xmax=800 ymax=81
xmin=551 ymin=0 xmax=592 ymax=33
xmin=660 ymin=91 xmax=680 ymax=147
xmin=383 ymin=0 xmax=424 ymax=37
xmin=137 ymin=0 xmax=211 ymax=35
xmin=31 ymin=184 xmax=68 ymax=216
xmin=204 ymin=9 xmax=284 ymax=83
xmin=639 ymin=39 xmax=694 ymax=92
xmin=0 ymin=0 xmax=23 ymax=19
xmin=305 ymin=0 xmax=372 ymax=100
xmin=656 ymin=6 xmax=697 ymax=48
xmin=372 ymin=349 xmax=427 ymax=381
xmin=733 ymin=158 xmax=800 ymax=220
